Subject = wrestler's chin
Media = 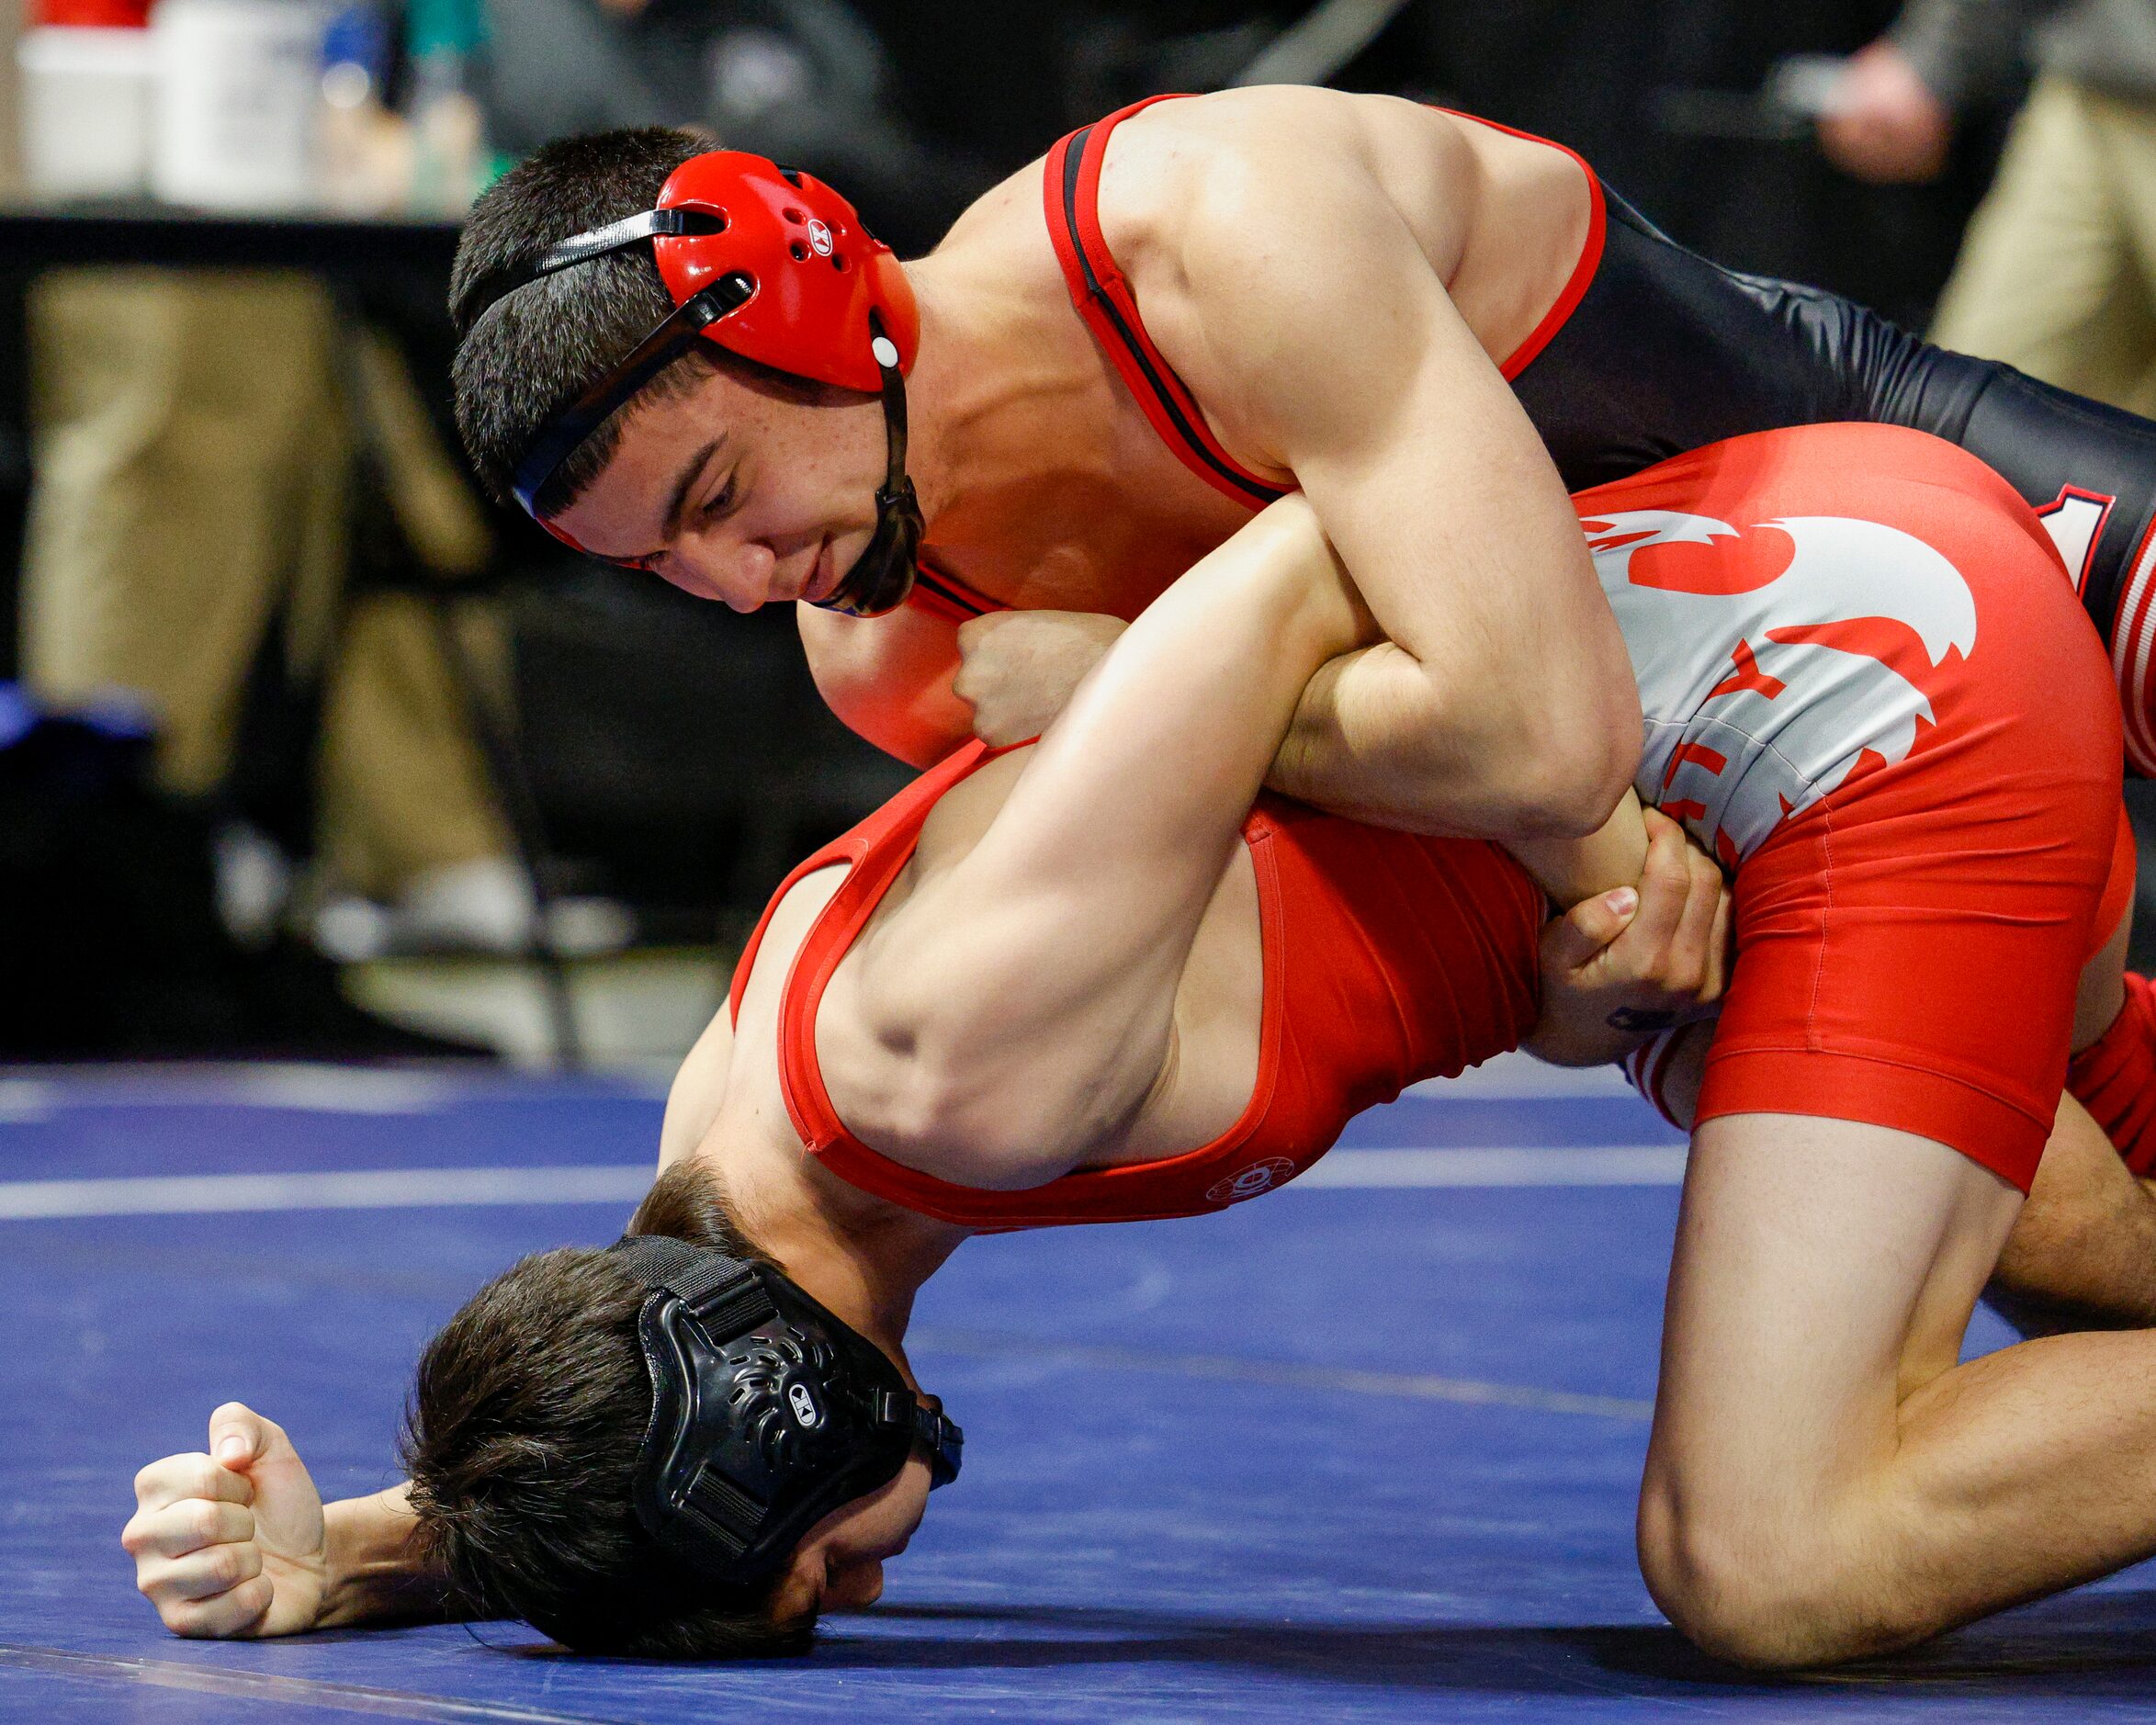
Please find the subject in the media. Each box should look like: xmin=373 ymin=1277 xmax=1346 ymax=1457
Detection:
xmin=808 ymin=530 xmax=878 ymax=605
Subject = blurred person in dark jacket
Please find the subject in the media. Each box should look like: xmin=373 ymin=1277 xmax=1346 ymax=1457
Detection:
xmin=1824 ymin=2 xmax=2156 ymax=413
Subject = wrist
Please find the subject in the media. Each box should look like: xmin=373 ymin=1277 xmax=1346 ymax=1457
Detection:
xmin=1231 ymin=496 xmax=1368 ymax=663
xmin=318 ymin=1487 xmax=446 ymax=1628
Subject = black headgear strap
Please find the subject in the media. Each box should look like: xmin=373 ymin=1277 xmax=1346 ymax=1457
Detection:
xmin=491 ymin=210 xmax=921 ymax=617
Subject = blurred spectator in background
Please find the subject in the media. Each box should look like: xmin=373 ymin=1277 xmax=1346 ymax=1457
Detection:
xmin=0 ymin=0 xmax=20 ymax=198
xmin=481 ymin=0 xmax=977 ymax=254
xmin=17 ymin=0 xmax=537 ymax=963
xmin=1824 ymin=1 xmax=2156 ymax=414
xmin=18 ymin=269 xmax=526 ymax=953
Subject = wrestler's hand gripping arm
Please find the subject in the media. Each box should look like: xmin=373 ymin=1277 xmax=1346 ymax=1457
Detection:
xmin=822 ymin=495 xmax=1368 ymax=1187
xmin=954 ymin=605 xmax=1656 ymax=908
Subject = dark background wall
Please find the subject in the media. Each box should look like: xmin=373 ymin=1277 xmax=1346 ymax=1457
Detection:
xmin=0 ymin=0 xmax=2024 ymax=942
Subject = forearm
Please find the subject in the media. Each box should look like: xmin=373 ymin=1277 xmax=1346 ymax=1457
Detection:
xmin=317 ymin=1484 xmax=459 ymax=1628
xmin=1508 ymin=791 xmax=1650 ymax=908
xmin=1268 ymin=637 xmax=1639 ymax=839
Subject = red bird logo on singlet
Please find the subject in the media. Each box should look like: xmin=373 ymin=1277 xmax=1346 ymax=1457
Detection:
xmin=1582 ymin=510 xmax=1978 ymax=863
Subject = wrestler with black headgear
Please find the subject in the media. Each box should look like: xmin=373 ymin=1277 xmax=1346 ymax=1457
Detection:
xmin=126 ymin=421 xmax=2156 ymax=1669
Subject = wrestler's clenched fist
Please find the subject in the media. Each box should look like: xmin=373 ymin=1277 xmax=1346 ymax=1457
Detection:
xmin=954 ymin=609 xmax=1128 ymax=747
xmin=122 ymin=1403 xmax=330 ymax=1639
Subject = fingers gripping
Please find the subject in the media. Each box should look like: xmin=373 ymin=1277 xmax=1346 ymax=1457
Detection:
xmin=146 ymin=1539 xmax=266 ymax=1605
xmin=124 ymin=1498 xmax=254 ymax=1561
xmin=1662 ymin=846 xmax=1729 ymax=998
xmin=1541 ymin=886 xmax=1640 ymax=974
xmin=164 ymin=1575 xmax=277 ymax=1640
xmin=1625 ymin=814 xmax=1699 ymax=963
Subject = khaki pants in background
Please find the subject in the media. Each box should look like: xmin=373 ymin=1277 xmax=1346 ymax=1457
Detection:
xmin=19 ymin=269 xmax=510 ymax=900
xmin=1932 ymin=75 xmax=2156 ymax=414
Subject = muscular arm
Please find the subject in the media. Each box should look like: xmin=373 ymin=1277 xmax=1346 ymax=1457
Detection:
xmin=1116 ymin=105 xmax=1640 ymax=838
xmin=821 ymin=497 xmax=1367 ymax=1186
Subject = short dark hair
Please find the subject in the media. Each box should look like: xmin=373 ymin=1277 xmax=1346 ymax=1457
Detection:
xmin=400 ymin=1161 xmax=813 ymax=1656
xmin=449 ymin=127 xmax=722 ymax=514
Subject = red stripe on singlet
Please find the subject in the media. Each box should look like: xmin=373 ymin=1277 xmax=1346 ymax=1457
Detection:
xmin=1044 ymin=96 xmax=1287 ymax=511
xmin=1432 ymin=108 xmax=1608 ymax=382
xmin=1041 ymin=96 xmax=1609 ymax=509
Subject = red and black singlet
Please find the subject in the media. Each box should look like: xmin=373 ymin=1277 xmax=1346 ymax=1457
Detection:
xmin=1025 ymin=93 xmax=2156 ymax=770
xmin=1039 ymin=94 xmax=1608 ymax=513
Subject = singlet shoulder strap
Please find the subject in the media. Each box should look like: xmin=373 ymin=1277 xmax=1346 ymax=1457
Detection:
xmin=770 ymin=738 xmax=1016 ymax=1147
xmin=1044 ymin=96 xmax=1289 ymax=513
xmin=1429 ymin=107 xmax=1607 ymax=381
xmin=727 ymin=741 xmax=996 ymax=1025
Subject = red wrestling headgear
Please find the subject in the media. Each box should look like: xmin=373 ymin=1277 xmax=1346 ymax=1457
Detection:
xmin=645 ymin=152 xmax=918 ymax=392
xmin=479 ymin=150 xmax=925 ymax=617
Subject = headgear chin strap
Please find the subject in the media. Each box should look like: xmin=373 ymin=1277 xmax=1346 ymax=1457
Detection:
xmin=827 ymin=321 xmax=925 ymax=619
xmin=470 ymin=151 xmax=925 ymax=618
xmin=608 ymin=1235 xmax=961 ymax=1586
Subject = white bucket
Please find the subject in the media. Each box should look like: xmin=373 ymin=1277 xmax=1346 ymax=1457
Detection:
xmin=151 ymin=0 xmax=325 ymax=211
xmin=17 ymin=26 xmax=155 ymax=200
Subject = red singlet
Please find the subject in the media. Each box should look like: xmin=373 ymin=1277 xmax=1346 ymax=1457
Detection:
xmin=1577 ymin=425 xmax=2121 ymax=1189
xmin=1034 ymin=102 xmax=2126 ymax=1188
xmin=727 ymin=745 xmax=1544 ymax=1228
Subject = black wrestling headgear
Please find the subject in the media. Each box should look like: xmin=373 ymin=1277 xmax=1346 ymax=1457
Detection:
xmin=608 ymin=1235 xmax=962 ymax=1584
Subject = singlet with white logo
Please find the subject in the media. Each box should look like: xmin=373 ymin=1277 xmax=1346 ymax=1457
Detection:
xmin=1571 ymin=427 xmax=2031 ymax=868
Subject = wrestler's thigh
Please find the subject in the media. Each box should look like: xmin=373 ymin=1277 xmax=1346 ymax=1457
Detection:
xmin=1702 ymin=776 xmax=2112 ymax=1195
xmin=1641 ymin=1113 xmax=2020 ymax=1573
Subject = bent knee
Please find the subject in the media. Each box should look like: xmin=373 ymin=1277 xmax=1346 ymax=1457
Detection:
xmin=1637 ymin=1471 xmax=1919 ymax=1670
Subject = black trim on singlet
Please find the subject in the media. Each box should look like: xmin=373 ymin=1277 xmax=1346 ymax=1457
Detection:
xmin=1056 ymin=127 xmax=1286 ymax=510
xmin=912 ymin=562 xmax=995 ymax=617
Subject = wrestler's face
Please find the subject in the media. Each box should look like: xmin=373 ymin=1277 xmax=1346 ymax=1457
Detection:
xmin=767 ymin=1450 xmax=933 ymax=1622
xmin=549 ymin=363 xmax=887 ymax=612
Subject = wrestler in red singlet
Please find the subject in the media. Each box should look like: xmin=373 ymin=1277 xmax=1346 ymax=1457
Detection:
xmin=750 ymin=423 xmax=2123 ymax=1218
xmin=728 ymin=745 xmax=1545 ymax=1226
xmin=1036 ymin=94 xmax=2156 ymax=779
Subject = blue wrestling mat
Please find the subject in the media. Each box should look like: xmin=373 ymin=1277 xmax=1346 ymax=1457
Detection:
xmin=2 ymin=1057 xmax=2148 ymax=1724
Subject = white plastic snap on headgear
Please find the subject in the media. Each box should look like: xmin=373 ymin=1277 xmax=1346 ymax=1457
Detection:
xmin=871 ymin=334 xmax=900 ymax=370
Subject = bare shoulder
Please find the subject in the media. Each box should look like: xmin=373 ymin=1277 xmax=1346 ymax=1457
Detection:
xmin=1094 ymin=88 xmax=1467 ymax=254
xmin=660 ymin=860 xmax=855 ymax=1179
